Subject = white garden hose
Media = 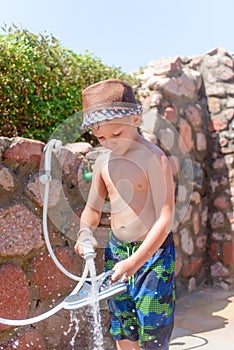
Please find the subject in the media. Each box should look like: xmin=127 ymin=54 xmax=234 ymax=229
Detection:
xmin=0 ymin=139 xmax=104 ymax=326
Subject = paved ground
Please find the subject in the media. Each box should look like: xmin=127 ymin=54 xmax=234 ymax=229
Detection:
xmin=170 ymin=286 xmax=234 ymax=350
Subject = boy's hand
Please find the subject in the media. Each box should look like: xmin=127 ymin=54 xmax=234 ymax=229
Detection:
xmin=74 ymin=231 xmax=98 ymax=257
xmin=111 ymin=258 xmax=137 ymax=282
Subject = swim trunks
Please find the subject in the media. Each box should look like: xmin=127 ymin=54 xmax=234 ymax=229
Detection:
xmin=105 ymin=232 xmax=175 ymax=350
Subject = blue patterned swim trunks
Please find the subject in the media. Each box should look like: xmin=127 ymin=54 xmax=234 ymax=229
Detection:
xmin=105 ymin=232 xmax=176 ymax=350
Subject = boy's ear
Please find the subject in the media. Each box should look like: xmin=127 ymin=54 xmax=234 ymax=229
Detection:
xmin=131 ymin=114 xmax=142 ymax=126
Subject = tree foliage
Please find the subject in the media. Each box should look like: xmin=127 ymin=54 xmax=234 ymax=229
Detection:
xmin=0 ymin=25 xmax=133 ymax=142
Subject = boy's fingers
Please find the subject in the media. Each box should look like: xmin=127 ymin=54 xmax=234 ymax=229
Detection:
xmin=111 ymin=268 xmax=127 ymax=282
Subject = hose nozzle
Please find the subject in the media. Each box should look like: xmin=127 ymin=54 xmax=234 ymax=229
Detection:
xmin=82 ymin=240 xmax=96 ymax=260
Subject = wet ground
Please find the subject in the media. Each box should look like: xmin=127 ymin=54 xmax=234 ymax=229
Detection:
xmin=171 ymin=285 xmax=234 ymax=350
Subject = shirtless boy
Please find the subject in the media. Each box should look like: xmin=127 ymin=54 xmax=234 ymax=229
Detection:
xmin=75 ymin=79 xmax=176 ymax=350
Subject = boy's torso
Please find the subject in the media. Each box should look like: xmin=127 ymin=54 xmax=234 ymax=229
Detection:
xmin=100 ymin=140 xmax=165 ymax=242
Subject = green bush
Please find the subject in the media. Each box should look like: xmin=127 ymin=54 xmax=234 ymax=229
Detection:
xmin=0 ymin=25 xmax=133 ymax=142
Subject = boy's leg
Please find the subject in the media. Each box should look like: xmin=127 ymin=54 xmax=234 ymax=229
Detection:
xmin=116 ymin=339 xmax=141 ymax=350
xmin=105 ymin=234 xmax=141 ymax=346
xmin=134 ymin=240 xmax=176 ymax=350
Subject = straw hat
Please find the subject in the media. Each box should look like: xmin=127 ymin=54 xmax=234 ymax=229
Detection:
xmin=81 ymin=79 xmax=142 ymax=129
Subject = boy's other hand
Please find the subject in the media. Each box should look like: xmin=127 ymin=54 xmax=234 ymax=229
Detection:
xmin=111 ymin=258 xmax=136 ymax=283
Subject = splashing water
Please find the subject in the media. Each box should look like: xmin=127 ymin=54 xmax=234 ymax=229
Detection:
xmin=64 ymin=258 xmax=104 ymax=349
xmin=87 ymin=258 xmax=104 ymax=350
xmin=64 ymin=310 xmax=80 ymax=350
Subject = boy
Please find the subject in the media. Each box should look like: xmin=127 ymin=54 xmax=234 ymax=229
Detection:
xmin=75 ymin=79 xmax=175 ymax=350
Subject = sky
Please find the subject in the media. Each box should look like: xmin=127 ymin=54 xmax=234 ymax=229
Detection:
xmin=0 ymin=0 xmax=233 ymax=73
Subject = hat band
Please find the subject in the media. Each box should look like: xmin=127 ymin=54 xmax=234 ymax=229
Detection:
xmin=81 ymin=104 xmax=143 ymax=130
xmin=83 ymin=102 xmax=141 ymax=115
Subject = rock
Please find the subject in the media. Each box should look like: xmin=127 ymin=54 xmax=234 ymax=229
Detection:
xmin=158 ymin=127 xmax=175 ymax=151
xmin=30 ymin=247 xmax=81 ymax=298
xmin=178 ymin=118 xmax=193 ymax=153
xmin=4 ymin=137 xmax=45 ymax=168
xmin=147 ymin=56 xmax=182 ymax=76
xmin=62 ymin=142 xmax=93 ymax=155
xmin=3 ymin=329 xmax=46 ymax=350
xmin=162 ymin=104 xmax=178 ymax=124
xmin=168 ymin=155 xmax=179 ymax=176
xmin=196 ymin=235 xmax=207 ymax=249
xmin=192 ymin=210 xmax=200 ymax=235
xmin=182 ymin=257 xmax=203 ymax=277
xmin=208 ymin=98 xmax=222 ymax=115
xmin=0 ymin=204 xmax=44 ymax=256
xmin=210 ymin=261 xmax=229 ymax=277
xmin=25 ymin=175 xmax=62 ymax=208
xmin=209 ymin=241 xmax=220 ymax=260
xmin=55 ymin=143 xmax=92 ymax=186
xmin=0 ymin=166 xmax=14 ymax=191
xmin=216 ymin=65 xmax=234 ymax=82
xmin=190 ymin=191 xmax=201 ymax=204
xmin=185 ymin=105 xmax=203 ymax=128
xmin=196 ymin=132 xmax=207 ymax=151
xmin=180 ymin=228 xmax=194 ymax=255
xmin=214 ymin=196 xmax=229 ymax=209
xmin=222 ymin=241 xmax=234 ymax=265
xmin=140 ymin=108 xmax=159 ymax=135
xmin=210 ymin=212 xmax=225 ymax=229
xmin=158 ymin=69 xmax=202 ymax=101
xmin=0 ymin=264 xmax=30 ymax=331
xmin=210 ymin=115 xmax=228 ymax=131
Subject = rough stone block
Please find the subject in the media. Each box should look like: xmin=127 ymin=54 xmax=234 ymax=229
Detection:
xmin=182 ymin=257 xmax=203 ymax=277
xmin=55 ymin=144 xmax=86 ymax=186
xmin=178 ymin=118 xmax=193 ymax=153
xmin=192 ymin=210 xmax=200 ymax=235
xmin=185 ymin=105 xmax=203 ymax=128
xmin=0 ymin=167 xmax=14 ymax=191
xmin=210 ymin=261 xmax=229 ymax=277
xmin=0 ymin=264 xmax=30 ymax=331
xmin=162 ymin=105 xmax=178 ymax=124
xmin=222 ymin=241 xmax=234 ymax=265
xmin=180 ymin=228 xmax=194 ymax=255
xmin=209 ymin=241 xmax=220 ymax=261
xmin=3 ymin=329 xmax=46 ymax=349
xmin=196 ymin=132 xmax=207 ymax=151
xmin=30 ymin=247 xmax=81 ymax=298
xmin=210 ymin=211 xmax=225 ymax=229
xmin=4 ymin=137 xmax=45 ymax=168
xmin=196 ymin=235 xmax=207 ymax=249
xmin=214 ymin=196 xmax=229 ymax=209
xmin=0 ymin=204 xmax=44 ymax=256
xmin=25 ymin=175 xmax=62 ymax=208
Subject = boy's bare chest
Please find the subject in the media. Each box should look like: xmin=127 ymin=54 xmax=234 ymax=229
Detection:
xmin=102 ymin=157 xmax=149 ymax=193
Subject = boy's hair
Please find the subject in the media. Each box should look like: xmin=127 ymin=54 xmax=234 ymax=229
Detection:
xmin=81 ymin=79 xmax=143 ymax=129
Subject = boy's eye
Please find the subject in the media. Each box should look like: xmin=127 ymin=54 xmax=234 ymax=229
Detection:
xmin=113 ymin=132 xmax=121 ymax=137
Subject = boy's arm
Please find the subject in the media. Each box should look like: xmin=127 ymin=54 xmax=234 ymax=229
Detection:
xmin=112 ymin=151 xmax=174 ymax=280
xmin=74 ymin=155 xmax=107 ymax=256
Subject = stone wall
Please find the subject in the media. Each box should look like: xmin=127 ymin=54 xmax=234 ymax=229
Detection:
xmin=136 ymin=47 xmax=234 ymax=292
xmin=0 ymin=138 xmax=113 ymax=349
xmin=0 ymin=47 xmax=233 ymax=349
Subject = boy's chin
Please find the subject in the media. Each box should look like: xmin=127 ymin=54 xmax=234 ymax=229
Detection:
xmin=111 ymin=147 xmax=128 ymax=155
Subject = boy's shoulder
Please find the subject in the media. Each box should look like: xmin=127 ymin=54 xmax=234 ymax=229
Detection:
xmin=140 ymin=136 xmax=165 ymax=159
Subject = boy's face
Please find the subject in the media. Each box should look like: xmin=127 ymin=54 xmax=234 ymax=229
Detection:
xmin=91 ymin=115 xmax=141 ymax=155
